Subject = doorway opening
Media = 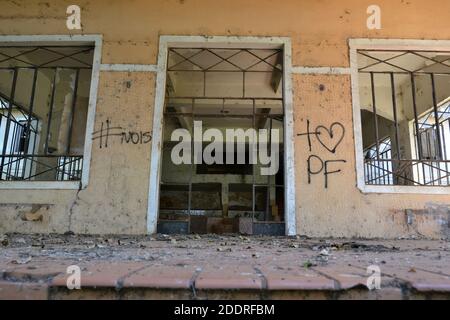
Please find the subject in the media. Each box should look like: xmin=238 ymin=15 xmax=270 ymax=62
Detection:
xmin=157 ymin=45 xmax=286 ymax=235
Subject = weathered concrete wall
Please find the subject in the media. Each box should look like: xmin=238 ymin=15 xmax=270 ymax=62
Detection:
xmin=294 ymin=74 xmax=450 ymax=238
xmin=0 ymin=0 xmax=450 ymax=237
xmin=2 ymin=0 xmax=450 ymax=66
xmin=0 ymin=72 xmax=154 ymax=234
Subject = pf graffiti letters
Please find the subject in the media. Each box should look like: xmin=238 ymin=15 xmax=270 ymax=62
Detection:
xmin=307 ymin=155 xmax=346 ymax=189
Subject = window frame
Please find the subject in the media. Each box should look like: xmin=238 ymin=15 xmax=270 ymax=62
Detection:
xmin=147 ymin=36 xmax=296 ymax=235
xmin=0 ymin=35 xmax=102 ymax=190
xmin=350 ymin=38 xmax=450 ymax=194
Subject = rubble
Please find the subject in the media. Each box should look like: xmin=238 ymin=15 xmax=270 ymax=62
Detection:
xmin=0 ymin=234 xmax=9 ymax=246
xmin=11 ymin=256 xmax=32 ymax=265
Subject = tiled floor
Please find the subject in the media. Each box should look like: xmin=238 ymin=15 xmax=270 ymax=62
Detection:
xmin=0 ymin=234 xmax=449 ymax=299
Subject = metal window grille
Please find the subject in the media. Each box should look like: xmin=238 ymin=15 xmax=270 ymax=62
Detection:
xmin=364 ymin=137 xmax=393 ymax=185
xmin=358 ymin=49 xmax=450 ymax=186
xmin=414 ymin=100 xmax=450 ymax=185
xmin=160 ymin=48 xmax=285 ymax=223
xmin=0 ymin=45 xmax=94 ymax=181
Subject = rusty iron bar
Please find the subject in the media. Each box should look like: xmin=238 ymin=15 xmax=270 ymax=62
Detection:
xmin=0 ymin=46 xmax=93 ymax=182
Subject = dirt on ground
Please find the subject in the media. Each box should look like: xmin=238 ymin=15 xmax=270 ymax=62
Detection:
xmin=0 ymin=233 xmax=448 ymax=270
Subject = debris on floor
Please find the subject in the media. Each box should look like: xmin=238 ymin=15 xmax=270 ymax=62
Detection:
xmin=0 ymin=233 xmax=448 ymax=300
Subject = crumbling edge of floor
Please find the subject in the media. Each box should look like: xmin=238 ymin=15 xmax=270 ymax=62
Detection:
xmin=1 ymin=264 xmax=449 ymax=300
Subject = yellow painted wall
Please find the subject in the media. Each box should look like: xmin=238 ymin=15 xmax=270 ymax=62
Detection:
xmin=1 ymin=0 xmax=450 ymax=237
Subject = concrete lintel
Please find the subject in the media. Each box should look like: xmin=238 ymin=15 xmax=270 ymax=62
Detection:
xmin=100 ymin=64 xmax=158 ymax=72
xmin=292 ymin=66 xmax=351 ymax=75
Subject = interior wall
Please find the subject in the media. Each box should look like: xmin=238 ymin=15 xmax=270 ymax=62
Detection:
xmin=1 ymin=0 xmax=450 ymax=237
xmin=361 ymin=111 xmax=395 ymax=149
xmin=359 ymin=64 xmax=450 ymax=160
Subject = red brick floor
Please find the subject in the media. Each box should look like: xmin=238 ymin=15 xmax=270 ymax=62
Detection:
xmin=0 ymin=234 xmax=449 ymax=299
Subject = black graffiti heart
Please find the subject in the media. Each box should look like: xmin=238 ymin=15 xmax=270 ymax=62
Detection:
xmin=315 ymin=122 xmax=345 ymax=154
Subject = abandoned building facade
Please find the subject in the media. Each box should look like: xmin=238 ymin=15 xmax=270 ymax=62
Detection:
xmin=0 ymin=0 xmax=450 ymax=239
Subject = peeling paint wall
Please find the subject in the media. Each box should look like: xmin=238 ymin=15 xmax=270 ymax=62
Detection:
xmin=0 ymin=72 xmax=154 ymax=234
xmin=1 ymin=0 xmax=450 ymax=238
xmin=294 ymin=74 xmax=450 ymax=238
